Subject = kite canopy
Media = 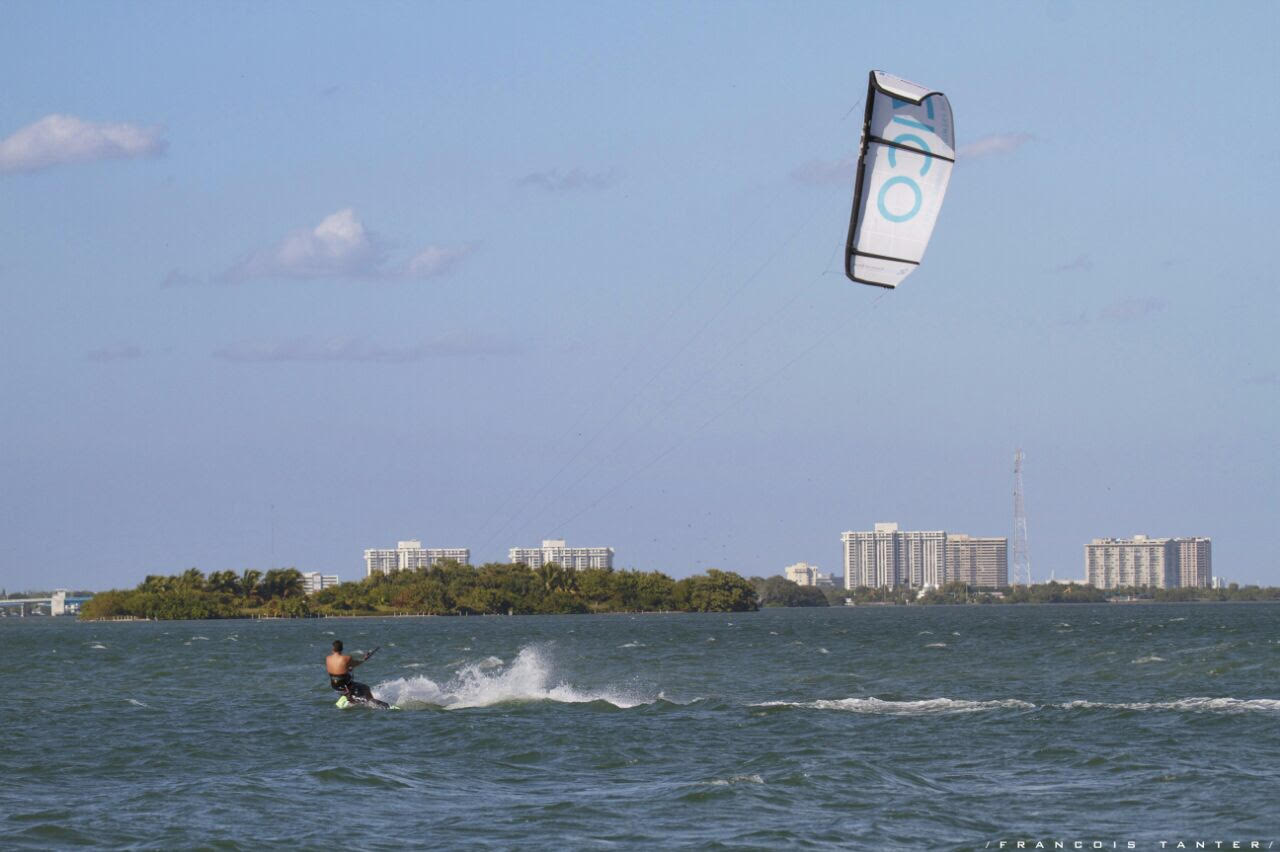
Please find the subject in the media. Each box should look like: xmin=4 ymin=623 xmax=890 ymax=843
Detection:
xmin=845 ymin=71 xmax=955 ymax=288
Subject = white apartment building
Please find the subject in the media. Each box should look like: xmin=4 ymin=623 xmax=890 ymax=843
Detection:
xmin=843 ymin=523 xmax=902 ymax=588
xmin=843 ymin=523 xmax=1008 ymax=589
xmin=946 ymin=535 xmax=1009 ymax=587
xmin=1084 ymin=535 xmax=1212 ymax=589
xmin=785 ymin=562 xmax=833 ymax=587
xmin=1084 ymin=535 xmax=1177 ymax=589
xmin=842 ymin=523 xmax=947 ymax=589
xmin=301 ymin=572 xmax=339 ymax=595
xmin=1177 ymin=537 xmax=1212 ymax=588
xmin=365 ymin=540 xmax=471 ymax=577
xmin=509 ymin=539 xmax=613 ymax=570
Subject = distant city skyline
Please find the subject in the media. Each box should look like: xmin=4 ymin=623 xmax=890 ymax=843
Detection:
xmin=841 ymin=522 xmax=1008 ymax=590
xmin=2 ymin=3 xmax=1275 ymax=592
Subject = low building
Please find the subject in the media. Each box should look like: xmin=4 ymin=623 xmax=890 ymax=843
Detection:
xmin=785 ymin=562 xmax=817 ymax=586
xmin=365 ymin=540 xmax=471 ymax=577
xmin=509 ymin=539 xmax=613 ymax=570
xmin=1084 ymin=535 xmax=1178 ymax=589
xmin=301 ymin=572 xmax=339 ymax=595
xmin=785 ymin=562 xmax=837 ymax=587
xmin=946 ymin=535 xmax=1009 ymax=587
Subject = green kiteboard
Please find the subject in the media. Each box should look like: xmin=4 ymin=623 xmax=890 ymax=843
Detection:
xmin=336 ymin=695 xmax=400 ymax=710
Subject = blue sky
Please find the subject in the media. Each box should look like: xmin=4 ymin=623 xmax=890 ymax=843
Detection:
xmin=2 ymin=1 xmax=1276 ymax=590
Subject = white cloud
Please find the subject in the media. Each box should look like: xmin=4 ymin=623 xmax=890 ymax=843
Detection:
xmin=223 ymin=209 xmax=472 ymax=282
xmin=1058 ymin=297 xmax=1168 ymax=327
xmin=790 ymin=158 xmax=854 ymax=186
xmin=225 ymin=208 xmax=381 ymax=281
xmin=87 ymin=343 xmax=145 ymax=362
xmin=160 ymin=268 xmax=202 ymax=288
xmin=957 ymin=132 xmax=1034 ymax=160
xmin=0 ymin=114 xmax=166 ymax=174
xmin=1099 ymin=298 xmax=1167 ymax=322
xmin=404 ymin=244 xmax=473 ymax=278
xmin=1053 ymin=254 xmax=1093 ymax=273
xmin=213 ymin=334 xmax=520 ymax=363
xmin=517 ymin=167 xmax=617 ymax=192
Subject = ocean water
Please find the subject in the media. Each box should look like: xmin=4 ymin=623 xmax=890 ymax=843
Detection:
xmin=5 ymin=603 xmax=1278 ymax=849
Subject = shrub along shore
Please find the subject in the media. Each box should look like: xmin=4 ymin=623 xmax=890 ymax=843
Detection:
xmin=77 ymin=562 xmax=760 ymax=620
xmin=76 ymin=566 xmax=1280 ymax=621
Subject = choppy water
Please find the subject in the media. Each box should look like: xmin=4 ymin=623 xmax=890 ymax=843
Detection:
xmin=5 ymin=604 xmax=1279 ymax=849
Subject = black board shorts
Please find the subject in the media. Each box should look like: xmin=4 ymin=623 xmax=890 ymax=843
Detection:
xmin=330 ymin=674 xmax=372 ymax=700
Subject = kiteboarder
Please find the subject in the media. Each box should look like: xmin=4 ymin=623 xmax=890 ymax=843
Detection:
xmin=326 ymin=639 xmax=388 ymax=708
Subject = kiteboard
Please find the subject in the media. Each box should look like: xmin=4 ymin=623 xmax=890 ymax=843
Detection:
xmin=336 ymin=694 xmax=400 ymax=710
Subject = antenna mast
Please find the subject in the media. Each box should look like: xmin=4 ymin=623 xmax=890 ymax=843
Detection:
xmin=1012 ymin=449 xmax=1032 ymax=586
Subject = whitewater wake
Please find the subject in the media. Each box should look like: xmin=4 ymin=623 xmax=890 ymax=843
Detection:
xmin=753 ymin=697 xmax=1280 ymax=715
xmin=375 ymin=645 xmax=664 ymax=710
xmin=1060 ymin=698 xmax=1280 ymax=713
xmin=754 ymin=698 xmax=1035 ymax=714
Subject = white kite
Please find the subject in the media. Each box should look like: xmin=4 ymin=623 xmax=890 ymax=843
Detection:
xmin=845 ymin=71 xmax=955 ymax=288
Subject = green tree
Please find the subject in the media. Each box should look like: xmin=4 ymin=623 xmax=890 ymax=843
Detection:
xmin=240 ymin=569 xmax=263 ymax=602
xmin=259 ymin=568 xmax=304 ymax=600
xmin=754 ymin=576 xmax=829 ymax=607
xmin=674 ymin=569 xmax=758 ymax=612
xmin=207 ymin=570 xmax=241 ymax=596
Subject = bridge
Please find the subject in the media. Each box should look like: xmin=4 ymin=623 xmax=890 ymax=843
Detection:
xmin=0 ymin=591 xmax=94 ymax=616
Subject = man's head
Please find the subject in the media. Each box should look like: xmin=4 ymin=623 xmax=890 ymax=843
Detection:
xmin=333 ymin=640 xmax=343 ymax=653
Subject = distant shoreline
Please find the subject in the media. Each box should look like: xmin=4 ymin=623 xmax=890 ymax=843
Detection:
xmin=64 ymin=596 xmax=1280 ymax=623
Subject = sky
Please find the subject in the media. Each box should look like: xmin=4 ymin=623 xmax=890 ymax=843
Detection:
xmin=1 ymin=0 xmax=1277 ymax=591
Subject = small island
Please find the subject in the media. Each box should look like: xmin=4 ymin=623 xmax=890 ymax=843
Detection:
xmin=73 ymin=565 xmax=1280 ymax=621
xmin=78 ymin=562 xmax=761 ymax=620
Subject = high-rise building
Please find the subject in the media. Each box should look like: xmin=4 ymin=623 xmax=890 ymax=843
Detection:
xmin=843 ymin=523 xmax=904 ymax=588
xmin=1083 ymin=535 xmax=1211 ymax=589
xmin=509 ymin=539 xmax=613 ymax=570
xmin=365 ymin=540 xmax=471 ymax=577
xmin=946 ymin=535 xmax=1009 ymax=587
xmin=842 ymin=524 xmax=1004 ymax=590
xmin=1084 ymin=535 xmax=1178 ymax=589
xmin=1176 ymin=537 xmax=1212 ymax=588
xmin=301 ymin=572 xmax=340 ymax=594
xmin=903 ymin=530 xmax=947 ymax=588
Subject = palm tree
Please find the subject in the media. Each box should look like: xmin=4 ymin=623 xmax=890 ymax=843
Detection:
xmin=240 ymin=569 xmax=263 ymax=600
xmin=208 ymin=570 xmax=241 ymax=596
xmin=177 ymin=567 xmax=207 ymax=591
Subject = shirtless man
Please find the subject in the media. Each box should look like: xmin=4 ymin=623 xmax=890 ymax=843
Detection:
xmin=326 ymin=639 xmax=388 ymax=708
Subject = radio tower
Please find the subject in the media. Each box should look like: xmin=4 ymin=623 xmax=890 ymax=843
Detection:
xmin=1012 ymin=449 xmax=1032 ymax=586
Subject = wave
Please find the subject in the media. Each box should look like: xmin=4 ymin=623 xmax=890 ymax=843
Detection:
xmin=753 ymin=698 xmax=1035 ymax=715
xmin=1132 ymin=655 xmax=1166 ymax=664
xmin=376 ymin=646 xmax=663 ymax=710
xmin=706 ymin=774 xmax=764 ymax=786
xmin=924 ymin=642 xmax=947 ymax=649
xmin=1060 ymin=698 xmax=1280 ymax=714
xmin=754 ymin=696 xmax=1280 ymax=715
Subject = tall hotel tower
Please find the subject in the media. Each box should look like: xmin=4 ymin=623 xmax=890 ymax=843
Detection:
xmin=1084 ymin=535 xmax=1212 ymax=589
xmin=365 ymin=540 xmax=471 ymax=577
xmin=842 ymin=523 xmax=945 ymax=589
xmin=509 ymin=539 xmax=614 ymax=570
xmin=842 ymin=523 xmax=1008 ymax=589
